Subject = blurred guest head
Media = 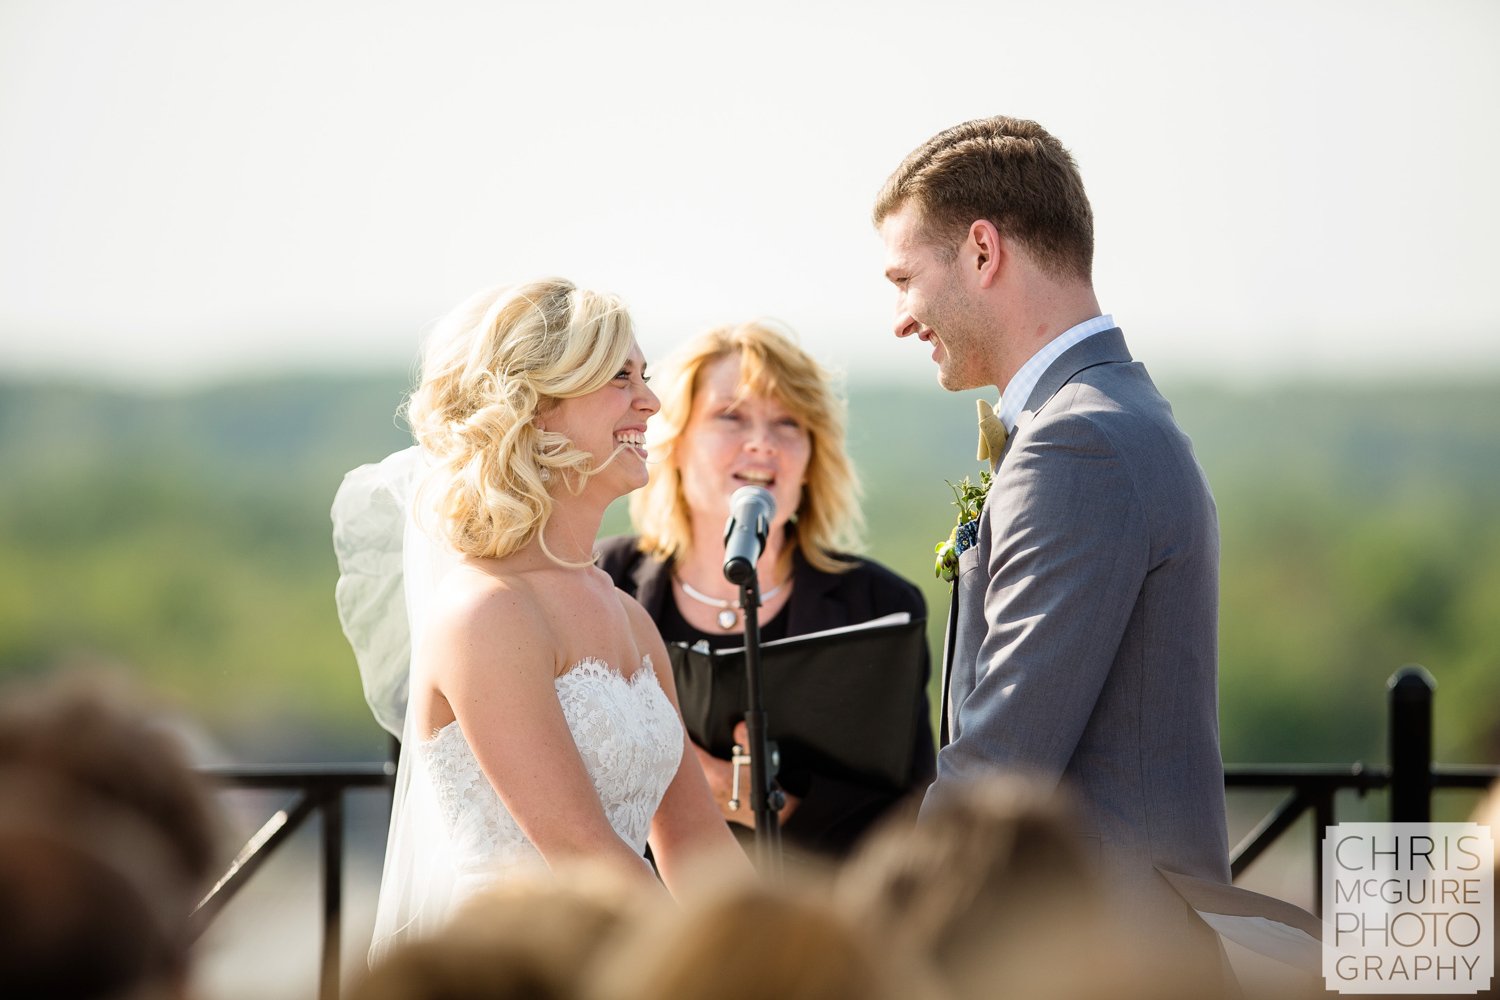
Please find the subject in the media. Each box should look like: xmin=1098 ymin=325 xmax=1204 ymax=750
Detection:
xmin=0 ymin=671 xmax=220 ymax=893
xmin=0 ymin=767 xmax=193 ymax=999
xmin=352 ymin=864 xmax=640 ymax=1000
xmin=593 ymin=879 xmax=935 ymax=1000
xmin=1476 ymin=781 xmax=1500 ymax=972
xmin=630 ymin=320 xmax=862 ymax=573
xmin=837 ymin=775 xmax=1214 ymax=1000
xmin=1475 ymin=779 xmax=1500 ymax=850
xmin=838 ymin=776 xmax=1099 ymax=971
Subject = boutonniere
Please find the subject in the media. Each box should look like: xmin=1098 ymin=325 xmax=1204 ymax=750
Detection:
xmin=933 ymin=471 xmax=992 ymax=582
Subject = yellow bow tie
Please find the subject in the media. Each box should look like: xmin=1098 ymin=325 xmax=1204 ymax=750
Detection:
xmin=976 ymin=398 xmax=1008 ymax=469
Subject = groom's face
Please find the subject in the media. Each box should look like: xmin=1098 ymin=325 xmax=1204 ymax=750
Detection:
xmin=880 ymin=204 xmax=989 ymax=391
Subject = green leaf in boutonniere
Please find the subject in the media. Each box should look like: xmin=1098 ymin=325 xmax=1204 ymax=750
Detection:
xmin=933 ymin=471 xmax=993 ymax=582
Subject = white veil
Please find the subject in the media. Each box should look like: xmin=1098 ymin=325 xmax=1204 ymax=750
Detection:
xmin=331 ymin=446 xmax=462 ymax=964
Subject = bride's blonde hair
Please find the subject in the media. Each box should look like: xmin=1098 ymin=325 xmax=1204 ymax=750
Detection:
xmin=405 ymin=278 xmax=636 ymax=562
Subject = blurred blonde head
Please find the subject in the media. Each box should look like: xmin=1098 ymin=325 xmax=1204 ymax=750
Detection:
xmin=592 ymin=879 xmax=937 ymax=1000
xmin=836 ymin=776 xmax=1226 ymax=1000
xmin=1475 ymin=779 xmax=1500 ymax=841
xmin=629 ymin=321 xmax=862 ymax=573
xmin=406 ymin=278 xmax=636 ymax=563
xmin=837 ymin=776 xmax=1101 ymax=970
xmin=353 ymin=864 xmax=643 ymax=1000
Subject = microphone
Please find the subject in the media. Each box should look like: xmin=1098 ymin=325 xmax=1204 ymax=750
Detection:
xmin=722 ymin=485 xmax=776 ymax=585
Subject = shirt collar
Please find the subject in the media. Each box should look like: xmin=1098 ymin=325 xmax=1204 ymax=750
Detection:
xmin=996 ymin=314 xmax=1115 ymax=431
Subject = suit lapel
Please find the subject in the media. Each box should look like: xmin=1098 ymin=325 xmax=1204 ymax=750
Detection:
xmin=938 ymin=328 xmax=1133 ymax=747
xmin=1018 ymin=327 xmax=1131 ymax=424
xmin=939 ymin=580 xmax=959 ymax=746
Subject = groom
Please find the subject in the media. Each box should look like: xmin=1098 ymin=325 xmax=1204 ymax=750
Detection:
xmin=876 ymin=118 xmax=1231 ymax=942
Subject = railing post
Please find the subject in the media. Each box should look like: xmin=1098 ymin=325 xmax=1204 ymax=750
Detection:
xmin=1388 ymin=665 xmax=1434 ymax=823
xmin=1311 ymin=786 xmax=1335 ymax=917
xmin=320 ymin=791 xmax=344 ymax=1000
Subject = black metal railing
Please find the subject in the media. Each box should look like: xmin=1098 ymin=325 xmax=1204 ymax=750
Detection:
xmin=192 ymin=762 xmax=392 ymax=1000
xmin=194 ymin=666 xmax=1498 ymax=999
xmin=1225 ymin=665 xmax=1499 ymax=913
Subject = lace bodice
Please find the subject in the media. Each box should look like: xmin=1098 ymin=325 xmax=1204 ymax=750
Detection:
xmin=417 ymin=656 xmax=683 ymax=891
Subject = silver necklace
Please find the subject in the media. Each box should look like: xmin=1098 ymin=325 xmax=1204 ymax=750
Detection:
xmin=676 ymin=576 xmax=786 ymax=631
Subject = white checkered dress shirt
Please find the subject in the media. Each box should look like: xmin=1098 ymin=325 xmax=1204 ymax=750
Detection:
xmin=996 ymin=314 xmax=1117 ymax=431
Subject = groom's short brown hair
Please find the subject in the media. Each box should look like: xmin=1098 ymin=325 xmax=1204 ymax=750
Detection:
xmin=874 ymin=116 xmax=1095 ymax=283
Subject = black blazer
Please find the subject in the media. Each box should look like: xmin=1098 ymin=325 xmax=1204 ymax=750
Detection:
xmin=595 ymin=534 xmax=936 ymax=855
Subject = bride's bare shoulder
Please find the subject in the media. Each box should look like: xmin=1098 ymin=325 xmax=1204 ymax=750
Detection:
xmin=429 ymin=559 xmax=549 ymax=644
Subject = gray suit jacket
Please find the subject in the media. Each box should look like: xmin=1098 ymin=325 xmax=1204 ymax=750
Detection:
xmin=924 ymin=329 xmax=1231 ymax=922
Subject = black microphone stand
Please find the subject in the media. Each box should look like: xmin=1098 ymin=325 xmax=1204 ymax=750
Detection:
xmin=735 ymin=569 xmax=784 ymax=873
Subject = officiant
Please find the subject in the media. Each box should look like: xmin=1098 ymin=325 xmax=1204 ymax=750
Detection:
xmin=596 ymin=321 xmax=934 ymax=857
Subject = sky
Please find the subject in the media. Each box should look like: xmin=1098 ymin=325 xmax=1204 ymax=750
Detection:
xmin=1 ymin=0 xmax=1496 ymax=388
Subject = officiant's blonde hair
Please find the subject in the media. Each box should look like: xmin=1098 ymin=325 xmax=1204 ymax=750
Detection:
xmin=629 ymin=321 xmax=862 ymax=574
xmin=406 ymin=278 xmax=636 ymax=563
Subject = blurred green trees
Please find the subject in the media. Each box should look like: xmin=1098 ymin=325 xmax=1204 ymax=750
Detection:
xmin=1 ymin=375 xmax=1495 ymax=766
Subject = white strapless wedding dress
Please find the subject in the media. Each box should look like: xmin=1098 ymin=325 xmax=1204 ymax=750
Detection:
xmin=348 ymin=452 xmax=689 ymax=961
xmin=415 ymin=655 xmax=684 ymax=903
xmin=370 ymin=654 xmax=684 ymax=960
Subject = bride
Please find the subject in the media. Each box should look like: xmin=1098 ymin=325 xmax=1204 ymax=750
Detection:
xmin=356 ymin=279 xmax=745 ymax=960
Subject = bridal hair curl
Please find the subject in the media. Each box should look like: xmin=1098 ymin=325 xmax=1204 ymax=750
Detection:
xmin=629 ymin=321 xmax=862 ymax=573
xmin=405 ymin=278 xmax=635 ymax=562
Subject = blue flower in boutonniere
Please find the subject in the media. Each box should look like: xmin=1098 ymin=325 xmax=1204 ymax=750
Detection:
xmin=933 ymin=471 xmax=992 ymax=582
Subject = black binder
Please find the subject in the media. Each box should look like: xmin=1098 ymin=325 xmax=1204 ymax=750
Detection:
xmin=666 ymin=613 xmax=927 ymax=791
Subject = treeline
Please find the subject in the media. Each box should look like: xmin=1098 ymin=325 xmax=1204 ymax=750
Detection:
xmin=0 ymin=375 xmax=1496 ymax=766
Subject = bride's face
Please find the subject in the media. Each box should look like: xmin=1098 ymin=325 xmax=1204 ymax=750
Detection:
xmin=541 ymin=341 xmax=659 ymax=495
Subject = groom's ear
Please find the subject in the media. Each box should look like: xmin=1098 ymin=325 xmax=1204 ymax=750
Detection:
xmin=968 ymin=220 xmax=1004 ymax=289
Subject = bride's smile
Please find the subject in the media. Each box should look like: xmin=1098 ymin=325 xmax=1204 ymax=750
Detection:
xmin=541 ymin=341 xmax=659 ymax=494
